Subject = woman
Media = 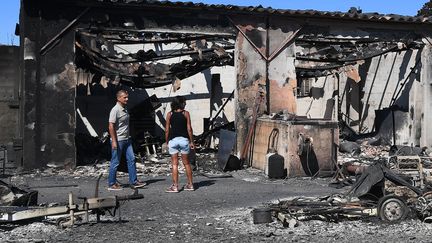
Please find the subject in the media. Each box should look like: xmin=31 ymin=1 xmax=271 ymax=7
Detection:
xmin=165 ymin=96 xmax=195 ymax=192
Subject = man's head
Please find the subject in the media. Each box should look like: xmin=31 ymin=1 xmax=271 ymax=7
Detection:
xmin=116 ymin=90 xmax=128 ymax=107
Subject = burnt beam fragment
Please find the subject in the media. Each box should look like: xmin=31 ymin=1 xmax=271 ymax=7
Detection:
xmin=40 ymin=7 xmax=91 ymax=55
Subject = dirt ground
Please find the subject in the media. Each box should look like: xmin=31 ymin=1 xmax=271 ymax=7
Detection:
xmin=1 ymin=153 xmax=432 ymax=242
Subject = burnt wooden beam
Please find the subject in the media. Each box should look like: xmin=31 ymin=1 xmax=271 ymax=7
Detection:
xmin=77 ymin=31 xmax=230 ymax=44
xmin=86 ymin=27 xmax=235 ymax=37
xmin=296 ymin=45 xmax=399 ymax=63
xmin=40 ymin=7 xmax=91 ymax=56
xmin=76 ymin=41 xmax=234 ymax=63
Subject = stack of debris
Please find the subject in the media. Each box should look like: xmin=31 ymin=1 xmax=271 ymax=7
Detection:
xmin=270 ymin=195 xmax=376 ymax=227
xmin=267 ymin=158 xmax=432 ymax=227
xmin=0 ymin=180 xmax=37 ymax=207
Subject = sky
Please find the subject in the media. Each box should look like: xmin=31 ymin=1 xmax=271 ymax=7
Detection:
xmin=0 ymin=0 xmax=429 ymax=45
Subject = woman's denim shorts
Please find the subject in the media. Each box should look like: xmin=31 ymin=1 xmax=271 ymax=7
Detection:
xmin=168 ymin=137 xmax=190 ymax=155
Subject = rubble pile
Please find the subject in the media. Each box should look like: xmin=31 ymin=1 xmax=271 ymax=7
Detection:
xmin=0 ymin=222 xmax=60 ymax=242
xmin=21 ymin=151 xmax=223 ymax=179
xmin=210 ymin=207 xmax=432 ymax=242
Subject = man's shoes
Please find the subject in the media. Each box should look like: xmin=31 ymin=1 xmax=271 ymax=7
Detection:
xmin=131 ymin=181 xmax=147 ymax=189
xmin=165 ymin=184 xmax=179 ymax=193
xmin=108 ymin=183 xmax=123 ymax=191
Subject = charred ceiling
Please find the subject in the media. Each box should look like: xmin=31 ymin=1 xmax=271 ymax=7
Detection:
xmin=74 ymin=26 xmax=424 ymax=86
xmin=75 ymin=29 xmax=235 ymax=88
xmin=294 ymin=30 xmax=425 ymax=78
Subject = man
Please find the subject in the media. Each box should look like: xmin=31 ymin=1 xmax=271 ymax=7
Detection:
xmin=108 ymin=90 xmax=146 ymax=190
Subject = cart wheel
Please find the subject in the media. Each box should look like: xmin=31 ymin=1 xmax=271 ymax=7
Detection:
xmin=377 ymin=195 xmax=408 ymax=222
xmin=56 ymin=217 xmax=69 ymax=229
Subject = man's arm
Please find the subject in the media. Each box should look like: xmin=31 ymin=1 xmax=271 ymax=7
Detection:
xmin=108 ymin=108 xmax=118 ymax=150
xmin=108 ymin=122 xmax=118 ymax=149
xmin=185 ymin=111 xmax=195 ymax=149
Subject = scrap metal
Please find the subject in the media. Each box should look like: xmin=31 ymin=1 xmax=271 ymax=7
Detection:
xmin=269 ymin=195 xmax=377 ymax=224
xmin=0 ymin=191 xmax=143 ymax=227
xmin=0 ymin=175 xmax=143 ymax=227
xmin=270 ymin=155 xmax=432 ymax=225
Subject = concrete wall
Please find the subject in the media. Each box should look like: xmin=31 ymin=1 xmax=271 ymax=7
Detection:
xmin=147 ymin=66 xmax=235 ymax=138
xmin=21 ymin=1 xmax=83 ymax=168
xmin=0 ymin=46 xmax=19 ymax=145
xmin=420 ymin=43 xmax=432 ymax=147
xmin=296 ymin=75 xmax=338 ymax=120
xmin=337 ymin=48 xmax=428 ymax=147
xmin=339 ymin=50 xmax=420 ymax=135
xmin=234 ymin=16 xmax=299 ymax=156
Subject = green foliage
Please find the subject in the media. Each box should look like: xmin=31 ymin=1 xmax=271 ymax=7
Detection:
xmin=418 ymin=1 xmax=432 ymax=16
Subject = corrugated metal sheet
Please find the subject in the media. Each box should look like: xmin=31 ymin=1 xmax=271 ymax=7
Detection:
xmin=70 ymin=0 xmax=432 ymax=24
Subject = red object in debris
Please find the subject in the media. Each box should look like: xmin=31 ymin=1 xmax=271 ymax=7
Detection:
xmin=345 ymin=163 xmax=367 ymax=175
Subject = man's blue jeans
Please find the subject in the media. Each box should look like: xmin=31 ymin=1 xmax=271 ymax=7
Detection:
xmin=109 ymin=139 xmax=138 ymax=186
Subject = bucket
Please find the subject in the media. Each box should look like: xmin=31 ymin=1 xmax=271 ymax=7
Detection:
xmin=252 ymin=208 xmax=272 ymax=224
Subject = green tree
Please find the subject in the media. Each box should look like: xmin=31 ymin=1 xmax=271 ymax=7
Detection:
xmin=418 ymin=1 xmax=432 ymax=16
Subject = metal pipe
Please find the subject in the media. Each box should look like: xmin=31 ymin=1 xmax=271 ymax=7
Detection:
xmin=265 ymin=16 xmax=270 ymax=114
xmin=392 ymin=109 xmax=396 ymax=146
xmin=69 ymin=192 xmax=75 ymax=226
xmin=209 ymin=90 xmax=234 ymax=129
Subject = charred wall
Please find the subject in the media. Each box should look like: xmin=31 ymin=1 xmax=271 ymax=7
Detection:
xmin=234 ymin=16 xmax=300 ymax=155
xmin=20 ymin=0 xmax=235 ymax=168
xmin=0 ymin=46 xmax=20 ymax=146
xmin=236 ymin=16 xmax=432 ymax=159
xmin=20 ymin=0 xmax=90 ymax=168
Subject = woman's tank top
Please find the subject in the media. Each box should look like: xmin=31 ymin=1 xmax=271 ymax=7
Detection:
xmin=169 ymin=111 xmax=189 ymax=140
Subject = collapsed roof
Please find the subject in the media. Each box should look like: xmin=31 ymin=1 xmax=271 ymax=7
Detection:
xmin=65 ymin=0 xmax=430 ymax=86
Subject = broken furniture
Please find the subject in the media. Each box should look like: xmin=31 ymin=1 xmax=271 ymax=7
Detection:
xmin=252 ymin=118 xmax=338 ymax=177
xmin=138 ymin=132 xmax=159 ymax=158
xmin=387 ymin=155 xmax=429 ymax=188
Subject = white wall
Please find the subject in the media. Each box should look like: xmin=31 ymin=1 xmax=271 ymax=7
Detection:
xmin=115 ymin=43 xmax=236 ymax=137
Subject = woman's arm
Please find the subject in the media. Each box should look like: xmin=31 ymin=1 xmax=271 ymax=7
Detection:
xmin=165 ymin=112 xmax=171 ymax=143
xmin=185 ymin=111 xmax=195 ymax=149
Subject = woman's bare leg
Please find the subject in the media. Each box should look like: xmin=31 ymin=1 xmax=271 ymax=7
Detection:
xmin=171 ymin=153 xmax=179 ymax=186
xmin=181 ymin=153 xmax=193 ymax=185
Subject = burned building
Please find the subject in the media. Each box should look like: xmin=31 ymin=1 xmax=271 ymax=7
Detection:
xmin=12 ymin=0 xmax=432 ymax=172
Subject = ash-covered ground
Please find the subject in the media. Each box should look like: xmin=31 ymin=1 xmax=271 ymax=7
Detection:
xmin=1 ymin=151 xmax=432 ymax=242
